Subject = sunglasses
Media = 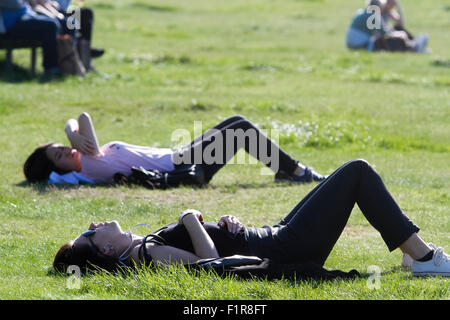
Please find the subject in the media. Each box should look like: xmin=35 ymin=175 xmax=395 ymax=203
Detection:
xmin=81 ymin=229 xmax=101 ymax=254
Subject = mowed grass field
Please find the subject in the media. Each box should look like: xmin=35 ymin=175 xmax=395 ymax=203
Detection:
xmin=0 ymin=0 xmax=449 ymax=300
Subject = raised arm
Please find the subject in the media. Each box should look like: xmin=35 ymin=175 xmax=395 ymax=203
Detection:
xmin=179 ymin=209 xmax=220 ymax=259
xmin=387 ymin=0 xmax=405 ymax=27
xmin=65 ymin=112 xmax=101 ymax=155
xmin=143 ymin=209 xmax=219 ymax=265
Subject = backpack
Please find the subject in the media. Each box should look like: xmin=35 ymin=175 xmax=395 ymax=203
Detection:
xmin=185 ymin=255 xmax=361 ymax=281
xmin=57 ymin=35 xmax=86 ymax=76
xmin=114 ymin=164 xmax=206 ymax=189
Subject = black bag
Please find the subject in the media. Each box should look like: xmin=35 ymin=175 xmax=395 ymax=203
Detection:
xmin=185 ymin=255 xmax=360 ymax=282
xmin=114 ymin=164 xmax=207 ymax=189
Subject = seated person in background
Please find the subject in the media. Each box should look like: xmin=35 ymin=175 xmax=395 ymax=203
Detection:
xmin=382 ymin=0 xmax=413 ymax=40
xmin=346 ymin=0 xmax=428 ymax=53
xmin=28 ymin=0 xmax=104 ymax=71
xmin=23 ymin=113 xmax=327 ymax=186
xmin=0 ymin=0 xmax=60 ymax=73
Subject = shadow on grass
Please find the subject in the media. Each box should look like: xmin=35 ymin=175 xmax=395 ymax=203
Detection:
xmin=15 ymin=178 xmax=285 ymax=194
xmin=358 ymin=265 xmax=416 ymax=280
xmin=15 ymin=180 xmax=120 ymax=194
xmin=0 ymin=60 xmax=67 ymax=83
xmin=130 ymin=2 xmax=179 ymax=12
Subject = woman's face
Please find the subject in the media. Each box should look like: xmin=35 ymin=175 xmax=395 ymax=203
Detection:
xmin=73 ymin=221 xmax=130 ymax=258
xmin=45 ymin=144 xmax=82 ymax=172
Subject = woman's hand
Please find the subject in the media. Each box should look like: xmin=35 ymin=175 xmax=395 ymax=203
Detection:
xmin=69 ymin=131 xmax=98 ymax=155
xmin=218 ymin=215 xmax=244 ymax=234
xmin=65 ymin=113 xmax=101 ymax=156
xmin=179 ymin=209 xmax=203 ymax=225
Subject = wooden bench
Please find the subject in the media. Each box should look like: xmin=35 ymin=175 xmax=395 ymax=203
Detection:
xmin=0 ymin=35 xmax=42 ymax=75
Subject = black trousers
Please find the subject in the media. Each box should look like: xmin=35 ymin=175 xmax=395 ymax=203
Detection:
xmin=173 ymin=115 xmax=299 ymax=182
xmin=5 ymin=13 xmax=60 ymax=70
xmin=247 ymin=159 xmax=420 ymax=265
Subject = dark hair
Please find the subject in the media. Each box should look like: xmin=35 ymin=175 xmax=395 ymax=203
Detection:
xmin=23 ymin=143 xmax=69 ymax=183
xmin=53 ymin=241 xmax=122 ymax=274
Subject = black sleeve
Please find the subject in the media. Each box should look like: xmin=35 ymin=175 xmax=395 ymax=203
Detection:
xmin=155 ymin=222 xmax=249 ymax=257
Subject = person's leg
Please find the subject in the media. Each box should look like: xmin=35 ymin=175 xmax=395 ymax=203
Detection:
xmin=399 ymin=233 xmax=433 ymax=260
xmin=6 ymin=14 xmax=61 ymax=71
xmin=187 ymin=115 xmax=247 ymax=146
xmin=274 ymin=159 xmax=421 ymax=266
xmin=79 ymin=8 xmax=94 ymax=41
xmin=174 ymin=117 xmax=301 ymax=182
xmin=72 ymin=8 xmax=103 ymax=70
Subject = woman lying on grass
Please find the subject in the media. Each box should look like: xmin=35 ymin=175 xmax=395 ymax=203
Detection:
xmin=53 ymin=159 xmax=449 ymax=278
xmin=23 ymin=113 xmax=325 ymax=185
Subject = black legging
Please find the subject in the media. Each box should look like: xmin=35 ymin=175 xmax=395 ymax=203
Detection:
xmin=172 ymin=115 xmax=300 ymax=182
xmin=79 ymin=8 xmax=94 ymax=41
xmin=247 ymin=159 xmax=420 ymax=266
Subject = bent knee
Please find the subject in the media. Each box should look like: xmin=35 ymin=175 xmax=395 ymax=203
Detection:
xmin=350 ymin=158 xmax=370 ymax=165
xmin=42 ymin=19 xmax=61 ymax=34
xmin=227 ymin=114 xmax=247 ymax=122
xmin=347 ymin=158 xmax=375 ymax=172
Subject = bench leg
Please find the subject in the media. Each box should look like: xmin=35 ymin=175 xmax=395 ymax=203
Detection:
xmin=31 ymin=47 xmax=37 ymax=75
xmin=5 ymin=48 xmax=13 ymax=73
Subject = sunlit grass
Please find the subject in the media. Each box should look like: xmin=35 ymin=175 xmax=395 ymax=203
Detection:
xmin=0 ymin=0 xmax=448 ymax=300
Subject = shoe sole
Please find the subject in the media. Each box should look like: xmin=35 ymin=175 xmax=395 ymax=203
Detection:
xmin=274 ymin=178 xmax=312 ymax=184
xmin=412 ymin=271 xmax=450 ymax=277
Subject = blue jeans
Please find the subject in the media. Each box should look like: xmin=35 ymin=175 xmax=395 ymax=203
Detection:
xmin=6 ymin=13 xmax=61 ymax=70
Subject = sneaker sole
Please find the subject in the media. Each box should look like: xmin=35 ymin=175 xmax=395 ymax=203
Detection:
xmin=412 ymin=271 xmax=450 ymax=277
xmin=274 ymin=179 xmax=312 ymax=184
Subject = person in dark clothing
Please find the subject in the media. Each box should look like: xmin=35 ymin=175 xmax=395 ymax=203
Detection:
xmin=53 ymin=159 xmax=450 ymax=278
xmin=0 ymin=0 xmax=60 ymax=73
xmin=29 ymin=0 xmax=105 ymax=71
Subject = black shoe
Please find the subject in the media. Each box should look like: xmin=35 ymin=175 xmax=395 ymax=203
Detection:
xmin=275 ymin=167 xmax=327 ymax=184
xmin=90 ymin=48 xmax=105 ymax=59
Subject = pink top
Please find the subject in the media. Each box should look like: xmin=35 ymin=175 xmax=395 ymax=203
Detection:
xmin=79 ymin=141 xmax=175 ymax=184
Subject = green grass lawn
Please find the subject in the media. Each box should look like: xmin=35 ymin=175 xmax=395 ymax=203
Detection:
xmin=0 ymin=0 xmax=449 ymax=300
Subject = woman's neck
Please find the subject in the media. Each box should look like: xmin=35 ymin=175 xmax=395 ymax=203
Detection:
xmin=127 ymin=235 xmax=144 ymax=263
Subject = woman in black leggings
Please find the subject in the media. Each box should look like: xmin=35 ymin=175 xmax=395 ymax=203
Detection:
xmin=53 ymin=159 xmax=449 ymax=277
xmin=24 ymin=113 xmax=325 ymax=184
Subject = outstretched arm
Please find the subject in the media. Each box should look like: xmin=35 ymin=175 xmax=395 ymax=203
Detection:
xmin=65 ymin=112 xmax=101 ymax=155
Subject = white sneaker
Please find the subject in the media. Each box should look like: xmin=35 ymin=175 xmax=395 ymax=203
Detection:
xmin=412 ymin=246 xmax=450 ymax=277
xmin=402 ymin=252 xmax=414 ymax=269
xmin=402 ymin=242 xmax=437 ymax=269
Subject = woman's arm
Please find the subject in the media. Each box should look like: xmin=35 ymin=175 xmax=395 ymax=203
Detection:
xmin=145 ymin=244 xmax=202 ymax=265
xmin=139 ymin=210 xmax=219 ymax=265
xmin=393 ymin=1 xmax=405 ymax=27
xmin=77 ymin=112 xmax=101 ymax=154
xmin=180 ymin=209 xmax=220 ymax=259
xmin=65 ymin=112 xmax=101 ymax=155
xmin=386 ymin=1 xmax=405 ymax=28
